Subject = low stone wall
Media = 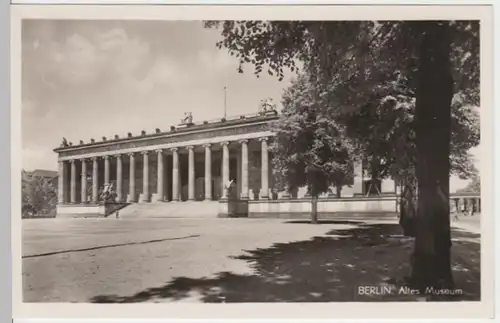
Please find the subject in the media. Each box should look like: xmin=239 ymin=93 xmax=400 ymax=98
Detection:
xmin=218 ymin=196 xmax=398 ymax=218
xmin=56 ymin=204 xmax=105 ymax=218
xmin=22 ymin=213 xmax=56 ymax=219
xmin=57 ymin=202 xmax=130 ymax=218
xmin=104 ymin=203 xmax=130 ymax=216
xmin=218 ymin=200 xmax=249 ymax=218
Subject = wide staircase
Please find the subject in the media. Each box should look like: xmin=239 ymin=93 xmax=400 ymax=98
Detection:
xmin=110 ymin=201 xmax=220 ymax=218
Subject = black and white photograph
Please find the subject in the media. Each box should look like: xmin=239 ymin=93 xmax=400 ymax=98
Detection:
xmin=12 ymin=3 xmax=494 ymax=320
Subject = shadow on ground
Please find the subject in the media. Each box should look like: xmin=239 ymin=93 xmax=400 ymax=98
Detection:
xmin=91 ymin=221 xmax=480 ymax=303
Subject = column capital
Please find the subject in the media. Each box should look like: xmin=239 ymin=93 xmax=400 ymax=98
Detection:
xmin=155 ymin=149 xmax=163 ymax=154
xmin=114 ymin=154 xmax=122 ymax=159
xmin=203 ymin=143 xmax=212 ymax=148
xmin=221 ymin=141 xmax=230 ymax=146
xmin=239 ymin=139 xmax=249 ymax=144
xmin=171 ymin=147 xmax=179 ymax=152
xmin=141 ymin=150 xmax=150 ymax=156
xmin=69 ymin=159 xmax=76 ymax=164
xmin=91 ymin=156 xmax=98 ymax=162
xmin=127 ymin=152 xmax=135 ymax=157
xmin=186 ymin=145 xmax=194 ymax=150
xmin=259 ymin=137 xmax=269 ymax=142
xmin=102 ymin=155 xmax=110 ymax=160
xmin=79 ymin=158 xmax=87 ymax=163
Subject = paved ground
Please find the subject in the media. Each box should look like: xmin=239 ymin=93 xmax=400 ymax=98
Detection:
xmin=22 ymin=216 xmax=480 ymax=303
xmin=451 ymin=212 xmax=481 ymax=233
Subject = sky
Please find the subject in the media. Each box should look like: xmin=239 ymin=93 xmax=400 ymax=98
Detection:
xmin=21 ymin=20 xmax=292 ymax=170
xmin=21 ymin=20 xmax=478 ymax=192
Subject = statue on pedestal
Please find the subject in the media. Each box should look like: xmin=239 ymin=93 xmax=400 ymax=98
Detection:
xmin=61 ymin=137 xmax=69 ymax=147
xmin=259 ymin=98 xmax=278 ymax=116
xmin=224 ymin=179 xmax=233 ymax=199
xmin=180 ymin=112 xmax=194 ymax=125
xmin=100 ymin=182 xmax=117 ymax=203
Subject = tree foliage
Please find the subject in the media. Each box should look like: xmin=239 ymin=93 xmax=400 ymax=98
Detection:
xmin=205 ymin=20 xmax=478 ymax=104
xmin=21 ymin=171 xmax=57 ymax=217
xmin=205 ymin=19 xmax=479 ymax=193
xmin=338 ymin=82 xmax=479 ymax=182
xmin=458 ymin=175 xmax=481 ymax=193
xmin=269 ymin=73 xmax=355 ymax=200
xmin=205 ymin=21 xmax=479 ymax=182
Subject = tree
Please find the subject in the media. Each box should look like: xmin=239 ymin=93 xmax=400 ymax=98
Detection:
xmin=269 ymin=74 xmax=355 ymax=223
xmin=21 ymin=171 xmax=57 ymax=217
xmin=205 ymin=20 xmax=479 ymax=290
xmin=458 ymin=175 xmax=480 ymax=194
xmin=316 ymin=73 xmax=478 ymax=238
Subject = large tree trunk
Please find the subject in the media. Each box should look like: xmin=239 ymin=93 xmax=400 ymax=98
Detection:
xmin=411 ymin=22 xmax=454 ymax=290
xmin=311 ymin=194 xmax=319 ymax=224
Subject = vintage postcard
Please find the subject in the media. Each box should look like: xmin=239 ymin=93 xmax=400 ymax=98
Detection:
xmin=11 ymin=3 xmax=494 ymax=320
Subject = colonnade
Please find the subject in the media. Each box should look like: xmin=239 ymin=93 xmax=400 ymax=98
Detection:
xmin=450 ymin=196 xmax=482 ymax=213
xmin=58 ymin=137 xmax=271 ymax=204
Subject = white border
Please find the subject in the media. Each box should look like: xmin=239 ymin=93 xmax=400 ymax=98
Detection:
xmin=11 ymin=3 xmax=495 ymax=320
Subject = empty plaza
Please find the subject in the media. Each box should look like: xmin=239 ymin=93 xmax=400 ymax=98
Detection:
xmin=23 ymin=216 xmax=481 ymax=303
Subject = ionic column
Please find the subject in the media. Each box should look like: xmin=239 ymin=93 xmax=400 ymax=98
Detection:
xmin=171 ymin=148 xmax=180 ymax=201
xmin=260 ymin=137 xmax=269 ymax=199
xmin=240 ymin=139 xmax=249 ymax=199
xmin=221 ymin=141 xmax=230 ymax=199
xmin=187 ymin=146 xmax=195 ymax=200
xmin=236 ymin=150 xmax=242 ymax=198
xmin=204 ymin=144 xmax=212 ymax=200
xmin=153 ymin=149 xmax=164 ymax=202
xmin=92 ymin=157 xmax=98 ymax=203
xmin=57 ymin=161 xmax=65 ymax=204
xmin=127 ymin=153 xmax=136 ymax=202
xmin=140 ymin=151 xmax=149 ymax=202
xmin=116 ymin=154 xmax=123 ymax=202
xmin=80 ymin=159 xmax=87 ymax=203
xmin=70 ymin=160 xmax=76 ymax=204
xmin=104 ymin=155 xmax=110 ymax=185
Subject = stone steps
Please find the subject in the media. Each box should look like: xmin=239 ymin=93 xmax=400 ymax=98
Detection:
xmin=112 ymin=201 xmax=220 ymax=218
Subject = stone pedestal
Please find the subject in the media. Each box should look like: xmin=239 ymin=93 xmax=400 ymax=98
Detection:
xmin=352 ymin=161 xmax=363 ymax=196
xmin=139 ymin=193 xmax=150 ymax=203
xmin=151 ymin=193 xmax=164 ymax=202
xmin=126 ymin=193 xmax=136 ymax=203
xmin=381 ymin=178 xmax=396 ymax=194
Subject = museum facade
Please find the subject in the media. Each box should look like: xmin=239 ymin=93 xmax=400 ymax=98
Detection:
xmin=54 ymin=109 xmax=480 ymax=218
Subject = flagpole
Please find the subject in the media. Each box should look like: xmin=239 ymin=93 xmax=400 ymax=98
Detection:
xmin=224 ymin=86 xmax=227 ymax=118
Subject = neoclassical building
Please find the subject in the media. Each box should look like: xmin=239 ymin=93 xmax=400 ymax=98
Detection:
xmin=60 ymin=109 xmax=479 ymax=218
